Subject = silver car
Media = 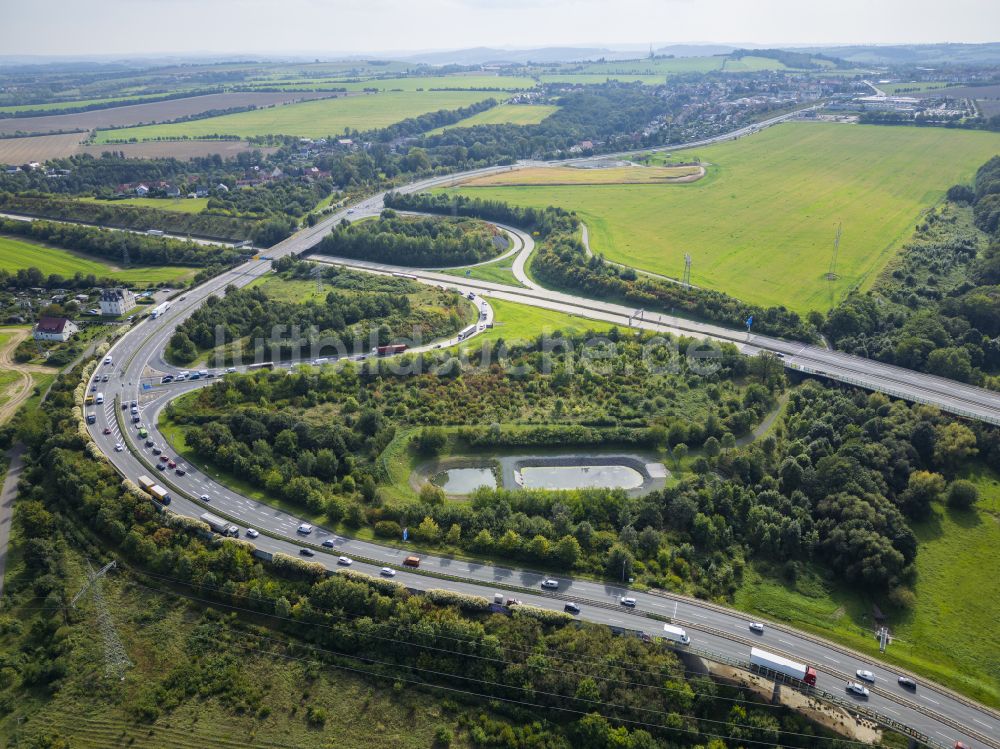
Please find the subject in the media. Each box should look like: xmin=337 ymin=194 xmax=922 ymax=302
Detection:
xmin=855 ymin=669 xmax=875 ymax=683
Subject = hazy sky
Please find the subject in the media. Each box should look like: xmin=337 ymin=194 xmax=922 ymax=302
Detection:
xmin=2 ymin=0 xmax=998 ymax=57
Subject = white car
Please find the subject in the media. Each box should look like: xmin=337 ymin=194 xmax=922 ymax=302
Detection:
xmin=541 ymin=578 xmax=559 ymax=589
xmin=114 ymin=443 xmax=123 ymax=452
xmin=855 ymin=669 xmax=876 ymax=683
xmin=380 ymin=567 xmax=396 ymax=577
xmin=749 ymin=622 xmax=765 ymax=634
xmin=846 ymin=682 xmax=870 ymax=698
xmin=297 ymin=523 xmax=313 ymax=534
xmin=200 ymin=494 xmax=210 ymax=502
xmin=620 ymin=596 xmax=637 ymax=607
xmin=226 ymin=367 xmax=237 ymax=373
xmin=245 ymin=528 xmax=259 ymax=539
xmin=337 ymin=556 xmax=352 ymax=566
xmin=104 ymin=356 xmax=113 ymax=364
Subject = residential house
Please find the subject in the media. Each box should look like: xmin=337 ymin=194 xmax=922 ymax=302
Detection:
xmin=135 ymin=184 xmax=150 ymax=196
xmin=99 ymin=287 xmax=136 ymax=316
xmin=33 ymin=316 xmax=78 ymax=342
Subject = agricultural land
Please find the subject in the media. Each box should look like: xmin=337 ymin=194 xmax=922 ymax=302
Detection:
xmin=427 ymin=103 xmax=559 ymax=133
xmin=93 ymin=91 xmax=503 ymax=142
xmin=446 ymin=122 xmax=1000 ymax=313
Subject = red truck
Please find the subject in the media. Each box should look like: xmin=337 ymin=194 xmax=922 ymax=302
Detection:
xmin=372 ymin=344 xmax=407 ymax=357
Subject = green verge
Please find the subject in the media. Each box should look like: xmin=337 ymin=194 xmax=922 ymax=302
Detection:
xmin=734 ymin=463 xmax=1000 ymax=709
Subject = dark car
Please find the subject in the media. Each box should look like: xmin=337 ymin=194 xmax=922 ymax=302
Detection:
xmin=158 ymin=455 xmax=168 ymax=462
xmin=156 ymin=463 xmax=166 ymax=471
xmin=564 ymin=602 xmax=580 ymax=615
xmin=175 ymin=467 xmax=186 ymax=476
xmin=152 ymin=447 xmax=162 ymax=455
xmin=145 ymin=439 xmax=155 ymax=447
xmin=132 ymin=414 xmax=141 ymax=423
xmin=897 ymin=676 xmax=917 ymax=690
xmin=102 ymin=427 xmax=112 ymax=435
xmin=299 ymin=548 xmax=315 ymax=557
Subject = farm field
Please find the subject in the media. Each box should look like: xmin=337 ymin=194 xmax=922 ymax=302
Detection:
xmin=538 ymin=74 xmax=667 ymax=85
xmin=0 ymin=234 xmax=197 ymax=284
xmin=461 ymin=164 xmax=704 ymax=185
xmin=564 ymin=54 xmax=787 ymax=77
xmin=446 ymin=122 xmax=1000 ymax=313
xmin=734 ymin=463 xmax=1000 ymax=709
xmin=0 ymin=91 xmax=336 ymax=136
xmin=0 ymin=92 xmax=171 ymax=115
xmin=0 ymin=132 xmax=86 ymax=164
xmin=78 ymin=196 xmax=209 ymax=213
xmin=93 ymin=91 xmax=501 ymax=142
xmin=879 ymin=81 xmax=949 ymax=94
xmin=328 ymin=75 xmax=536 ymax=92
xmin=427 ymin=103 xmax=559 ymax=134
xmin=80 ymin=139 xmax=278 ymax=160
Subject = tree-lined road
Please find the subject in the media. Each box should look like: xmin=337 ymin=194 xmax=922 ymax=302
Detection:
xmin=80 ymin=124 xmax=1000 ymax=748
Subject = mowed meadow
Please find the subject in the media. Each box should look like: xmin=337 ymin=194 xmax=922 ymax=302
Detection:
xmin=94 ymin=91 xmax=501 ymax=142
xmin=0 ymin=235 xmax=197 ymax=284
xmin=447 ymin=123 xmax=1000 ymax=314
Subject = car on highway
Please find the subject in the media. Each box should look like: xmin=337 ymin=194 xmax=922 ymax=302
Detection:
xmin=299 ymin=548 xmax=315 ymax=557
xmin=132 ymin=414 xmax=141 ymax=423
xmin=297 ymin=523 xmax=313 ymax=534
xmin=175 ymin=374 xmax=187 ymax=381
xmin=564 ymin=602 xmax=580 ymax=615
xmin=122 ymin=402 xmax=129 ymax=410
xmin=245 ymin=528 xmax=259 ymax=539
xmin=897 ymin=676 xmax=917 ymax=690
xmin=167 ymin=460 xmax=176 ymax=468
xmin=226 ymin=367 xmax=237 ymax=373
xmin=200 ymin=494 xmax=210 ymax=502
xmin=620 ymin=596 xmax=637 ymax=607
xmin=145 ymin=439 xmax=155 ymax=447
xmin=380 ymin=567 xmax=396 ymax=577
xmin=541 ymin=578 xmax=559 ymax=589
xmin=161 ymin=375 xmax=174 ymax=384
xmin=322 ymin=539 xmax=335 ymax=548
xmin=104 ymin=356 xmax=112 ymax=364
xmin=175 ymin=467 xmax=185 ymax=476
xmin=90 ymin=384 xmax=98 ymax=392
xmin=748 ymin=622 xmax=765 ymax=634
xmin=137 ymin=428 xmax=148 ymax=439
xmin=114 ymin=443 xmax=123 ymax=452
xmin=158 ymin=455 xmax=168 ymax=463
xmin=131 ymin=400 xmax=137 ymax=407
xmin=845 ymin=682 xmax=869 ymax=698
xmin=855 ymin=669 xmax=875 ymax=683
xmin=156 ymin=463 xmax=165 ymax=471
xmin=152 ymin=446 xmax=162 ymax=455
xmin=102 ymin=427 xmax=112 ymax=435
xmin=101 ymin=374 xmax=110 ymax=382
xmin=337 ymin=556 xmax=352 ymax=566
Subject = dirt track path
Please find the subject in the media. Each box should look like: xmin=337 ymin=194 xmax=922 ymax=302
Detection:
xmin=0 ymin=328 xmax=52 ymax=425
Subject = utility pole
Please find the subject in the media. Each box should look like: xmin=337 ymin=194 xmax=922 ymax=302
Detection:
xmin=682 ymin=254 xmax=692 ymax=289
xmin=826 ymin=222 xmax=842 ymax=281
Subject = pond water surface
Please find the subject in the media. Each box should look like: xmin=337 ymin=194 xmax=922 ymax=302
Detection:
xmin=436 ymin=467 xmax=497 ymax=493
xmin=518 ymin=464 xmax=644 ymax=491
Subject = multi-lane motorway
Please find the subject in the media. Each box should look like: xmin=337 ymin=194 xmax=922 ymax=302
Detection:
xmin=81 ymin=131 xmax=1000 ymax=748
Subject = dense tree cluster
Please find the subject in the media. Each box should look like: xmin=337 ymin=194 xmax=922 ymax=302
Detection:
xmin=386 ymin=191 xmax=814 ymax=340
xmin=1 ymin=367 xmax=843 ymax=749
xmin=313 ymin=210 xmax=505 ymax=266
xmin=165 ymin=263 xmax=469 ymax=364
xmin=825 ymin=157 xmax=1000 ymax=388
xmin=0 ymin=216 xmax=244 ymax=268
xmin=0 ymin=191 xmax=258 ymax=242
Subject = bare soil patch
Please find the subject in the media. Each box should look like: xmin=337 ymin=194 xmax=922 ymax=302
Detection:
xmin=0 ymin=91 xmax=337 ymax=136
xmin=0 ymin=132 xmax=87 ymax=164
xmin=460 ymin=164 xmax=705 ymax=187
xmin=81 ymin=140 xmax=278 ymax=160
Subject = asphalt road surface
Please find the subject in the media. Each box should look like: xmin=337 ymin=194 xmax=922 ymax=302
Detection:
xmin=81 ymin=131 xmax=1000 ymax=748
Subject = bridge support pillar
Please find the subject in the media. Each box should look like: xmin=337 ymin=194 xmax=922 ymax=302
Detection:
xmin=907 ymin=739 xmax=919 ymax=749
xmin=770 ymin=681 xmax=781 ymax=705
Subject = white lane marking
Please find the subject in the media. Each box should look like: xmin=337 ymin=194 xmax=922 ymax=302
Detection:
xmin=687 ymin=611 xmax=707 ymax=619
xmin=879 ymin=705 xmax=899 ymax=716
xmin=972 ymin=718 xmax=990 ymax=728
xmin=778 ymin=638 xmax=795 ymax=646
xmin=823 ymin=656 xmax=840 ymax=664
xmin=922 ymin=696 xmax=940 ymax=705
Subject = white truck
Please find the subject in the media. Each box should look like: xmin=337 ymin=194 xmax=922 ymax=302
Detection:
xmin=661 ymin=624 xmax=691 ymax=645
xmin=200 ymin=512 xmax=239 ymax=537
xmin=749 ymin=647 xmax=818 ymax=686
xmin=149 ymin=485 xmax=171 ymax=505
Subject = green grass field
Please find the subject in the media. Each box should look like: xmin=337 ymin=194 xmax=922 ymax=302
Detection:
xmin=94 ymin=91 xmax=501 ymax=142
xmin=476 ymin=296 xmax=620 ymax=345
xmin=333 ymin=75 xmax=536 ymax=92
xmin=0 ymin=235 xmax=198 ymax=284
xmin=537 ymin=74 xmax=667 ymax=85
xmin=734 ymin=463 xmax=1000 ymax=707
xmin=78 ymin=196 xmax=209 ymax=213
xmin=446 ymin=123 xmax=1000 ymax=313
xmin=0 ymin=92 xmax=166 ymax=114
xmin=879 ymin=81 xmax=949 ymax=94
xmin=563 ymin=54 xmax=786 ymax=77
xmin=427 ymin=104 xmax=559 ymax=134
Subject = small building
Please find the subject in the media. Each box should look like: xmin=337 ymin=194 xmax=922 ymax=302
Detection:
xmin=33 ymin=316 xmax=78 ymax=342
xmin=216 ymin=183 xmax=229 ymax=193
xmin=99 ymin=287 xmax=136 ymax=316
xmin=165 ymin=185 xmax=181 ymax=198
xmin=135 ymin=184 xmax=150 ymax=196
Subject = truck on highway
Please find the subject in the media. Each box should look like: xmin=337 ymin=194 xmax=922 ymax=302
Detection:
xmin=137 ymin=475 xmax=156 ymax=493
xmin=371 ymin=344 xmax=407 ymax=357
xmin=149 ymin=485 xmax=171 ymax=505
xmin=200 ymin=512 xmax=239 ymax=537
xmin=150 ymin=301 xmax=170 ymax=319
xmin=661 ymin=624 xmax=691 ymax=645
xmin=749 ymin=647 xmax=817 ymax=686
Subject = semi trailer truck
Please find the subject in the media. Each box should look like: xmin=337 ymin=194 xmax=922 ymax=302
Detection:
xmin=749 ymin=648 xmax=817 ymax=686
xmin=200 ymin=512 xmax=239 ymax=537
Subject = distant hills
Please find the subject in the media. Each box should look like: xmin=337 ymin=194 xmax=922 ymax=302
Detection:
xmin=800 ymin=42 xmax=1000 ymax=66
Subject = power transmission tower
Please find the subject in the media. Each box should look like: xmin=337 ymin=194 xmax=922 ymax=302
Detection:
xmin=311 ymin=264 xmax=323 ymax=295
xmin=826 ymin=223 xmax=842 ymax=280
xmin=71 ymin=560 xmax=132 ymax=680
xmin=682 ymin=254 xmax=692 ymax=288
